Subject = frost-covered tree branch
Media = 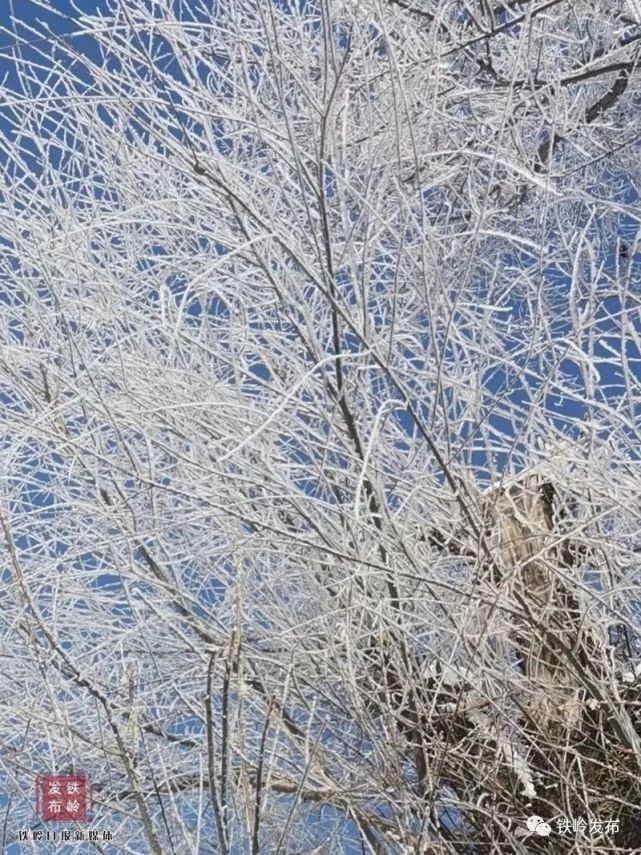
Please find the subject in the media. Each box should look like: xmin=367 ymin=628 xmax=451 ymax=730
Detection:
xmin=0 ymin=0 xmax=640 ymax=851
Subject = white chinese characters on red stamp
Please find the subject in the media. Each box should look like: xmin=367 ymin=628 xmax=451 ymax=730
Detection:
xmin=35 ymin=774 xmax=92 ymax=823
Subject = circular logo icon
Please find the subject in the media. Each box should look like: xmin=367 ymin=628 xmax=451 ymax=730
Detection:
xmin=526 ymin=815 xmax=551 ymax=837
